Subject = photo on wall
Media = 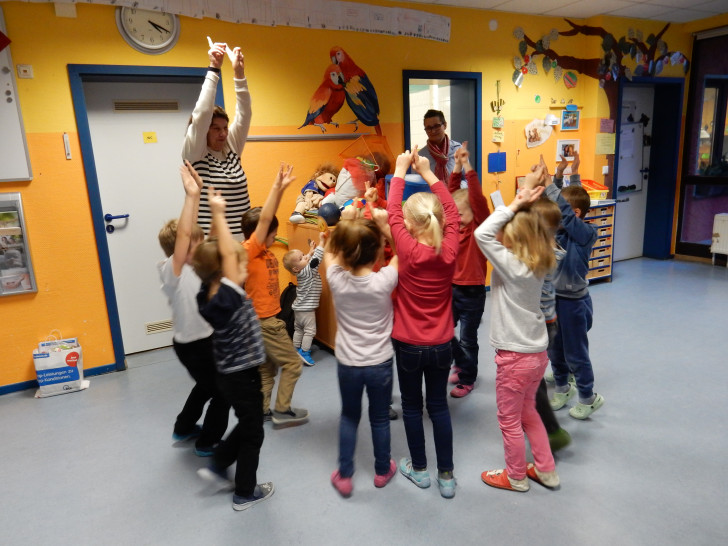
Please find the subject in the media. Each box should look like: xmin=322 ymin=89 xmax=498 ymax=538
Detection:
xmin=556 ymin=139 xmax=580 ymax=161
xmin=560 ymin=109 xmax=580 ymax=131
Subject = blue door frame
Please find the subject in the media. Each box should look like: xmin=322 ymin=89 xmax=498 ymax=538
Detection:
xmin=67 ymin=64 xmax=223 ymax=374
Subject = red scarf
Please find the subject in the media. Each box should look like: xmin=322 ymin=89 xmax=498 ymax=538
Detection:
xmin=427 ymin=134 xmax=449 ymax=182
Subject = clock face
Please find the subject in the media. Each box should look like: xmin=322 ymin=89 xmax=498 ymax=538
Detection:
xmin=116 ymin=7 xmax=180 ymax=54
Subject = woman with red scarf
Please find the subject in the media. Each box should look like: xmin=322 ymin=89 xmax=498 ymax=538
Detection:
xmin=417 ymin=110 xmax=462 ymax=183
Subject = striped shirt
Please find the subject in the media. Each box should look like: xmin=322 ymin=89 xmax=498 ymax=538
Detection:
xmin=292 ymin=246 xmax=324 ymax=312
xmin=197 ymin=278 xmax=265 ymax=374
xmin=182 ymin=71 xmax=252 ymax=235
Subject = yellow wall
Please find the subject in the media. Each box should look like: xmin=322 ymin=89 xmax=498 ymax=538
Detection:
xmin=0 ymin=0 xmax=722 ymax=389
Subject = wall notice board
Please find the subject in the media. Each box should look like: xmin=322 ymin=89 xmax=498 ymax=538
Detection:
xmin=0 ymin=7 xmax=32 ymax=182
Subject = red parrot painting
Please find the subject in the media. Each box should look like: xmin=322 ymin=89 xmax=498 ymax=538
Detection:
xmin=299 ymin=64 xmax=346 ymax=133
xmin=330 ymin=46 xmax=381 ymax=135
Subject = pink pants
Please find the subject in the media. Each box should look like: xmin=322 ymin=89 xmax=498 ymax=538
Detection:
xmin=495 ymin=349 xmax=555 ymax=480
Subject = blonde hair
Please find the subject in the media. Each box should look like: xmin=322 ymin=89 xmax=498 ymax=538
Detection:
xmin=530 ymin=197 xmax=561 ymax=237
xmin=282 ymin=250 xmax=300 ymax=274
xmin=158 ymin=219 xmax=204 ymax=258
xmin=502 ymin=208 xmax=556 ymax=277
xmin=192 ymin=237 xmax=247 ymax=284
xmin=327 ymin=218 xmax=383 ymax=269
xmin=451 ymin=189 xmax=471 ymax=212
xmin=403 ymin=192 xmax=444 ymax=253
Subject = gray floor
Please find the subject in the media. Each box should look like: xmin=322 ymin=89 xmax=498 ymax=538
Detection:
xmin=1 ymin=258 xmax=727 ymax=545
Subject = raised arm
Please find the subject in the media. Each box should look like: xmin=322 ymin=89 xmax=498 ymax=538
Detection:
xmin=254 ymin=163 xmax=296 ymax=243
xmin=172 ymin=161 xmax=203 ymax=276
xmin=411 ymin=145 xmax=441 ymax=186
xmin=207 ymin=187 xmax=238 ymax=280
xmin=226 ymin=46 xmax=252 ymax=156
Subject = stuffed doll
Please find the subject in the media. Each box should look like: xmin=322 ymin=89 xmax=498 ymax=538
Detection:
xmin=320 ymin=157 xmax=377 ymax=215
xmin=289 ymin=163 xmax=340 ymax=224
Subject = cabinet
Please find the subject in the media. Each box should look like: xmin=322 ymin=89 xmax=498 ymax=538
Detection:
xmin=584 ymin=202 xmax=615 ymax=282
xmin=285 ymin=221 xmax=337 ymax=350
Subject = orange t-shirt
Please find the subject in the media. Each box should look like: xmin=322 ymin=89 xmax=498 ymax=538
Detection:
xmin=242 ymin=232 xmax=281 ymax=319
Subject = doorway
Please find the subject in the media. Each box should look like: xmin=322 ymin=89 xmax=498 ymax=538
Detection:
xmin=68 ymin=65 xmax=222 ymax=369
xmin=614 ymin=78 xmax=683 ymax=262
xmin=403 ymin=70 xmax=482 ymax=179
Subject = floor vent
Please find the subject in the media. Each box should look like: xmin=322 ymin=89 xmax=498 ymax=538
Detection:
xmin=114 ymin=100 xmax=179 ymax=112
xmin=145 ymin=319 xmax=173 ymax=335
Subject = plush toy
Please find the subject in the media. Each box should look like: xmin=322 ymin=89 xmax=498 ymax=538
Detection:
xmin=320 ymin=156 xmax=377 ymax=214
xmin=289 ymin=163 xmax=340 ymax=224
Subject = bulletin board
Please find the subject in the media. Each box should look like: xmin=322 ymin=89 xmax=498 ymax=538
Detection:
xmin=0 ymin=7 xmax=32 ymax=182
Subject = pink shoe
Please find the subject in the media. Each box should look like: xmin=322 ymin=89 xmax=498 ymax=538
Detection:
xmin=450 ymin=383 xmax=474 ymax=398
xmin=374 ymin=459 xmax=397 ymax=488
xmin=331 ymin=470 xmax=353 ymax=497
xmin=448 ymin=367 xmax=461 ymax=384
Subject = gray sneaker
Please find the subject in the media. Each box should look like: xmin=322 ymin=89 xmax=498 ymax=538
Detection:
xmin=233 ymin=482 xmax=275 ymax=511
xmin=271 ymin=407 xmax=309 ymax=427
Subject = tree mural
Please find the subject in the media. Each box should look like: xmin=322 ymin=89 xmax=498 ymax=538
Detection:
xmin=512 ymin=20 xmax=690 ymax=120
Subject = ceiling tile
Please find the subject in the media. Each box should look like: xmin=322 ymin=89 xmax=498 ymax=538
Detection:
xmin=693 ymin=0 xmax=728 ymax=13
xmin=545 ymin=0 xmax=634 ymax=19
xmin=491 ymin=0 xmax=576 ymax=15
xmin=606 ymin=4 xmax=674 ymax=19
xmin=652 ymin=8 xmax=717 ymax=22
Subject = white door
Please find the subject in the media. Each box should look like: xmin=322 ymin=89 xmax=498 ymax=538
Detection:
xmin=84 ymin=81 xmax=200 ymax=353
xmin=613 ymin=86 xmax=653 ymax=262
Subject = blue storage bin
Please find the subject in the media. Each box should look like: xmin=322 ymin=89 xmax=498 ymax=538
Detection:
xmin=384 ymin=174 xmax=431 ymax=202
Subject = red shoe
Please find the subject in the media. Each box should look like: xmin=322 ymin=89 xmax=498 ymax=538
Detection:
xmin=481 ymin=468 xmax=529 ymax=492
xmin=331 ymin=470 xmax=353 ymax=497
xmin=450 ymin=383 xmax=474 ymax=398
xmin=374 ymin=459 xmax=397 ymax=488
xmin=448 ymin=366 xmax=461 ymax=384
xmin=526 ymin=463 xmax=560 ymax=489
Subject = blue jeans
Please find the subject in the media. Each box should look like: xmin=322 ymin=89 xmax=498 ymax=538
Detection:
xmin=337 ymin=359 xmax=393 ymax=478
xmin=451 ymin=284 xmax=486 ymax=386
xmin=548 ymin=294 xmax=594 ymax=399
xmin=394 ymin=340 xmax=454 ymax=473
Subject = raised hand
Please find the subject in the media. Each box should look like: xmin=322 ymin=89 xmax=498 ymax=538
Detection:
xmin=510 ymin=185 xmax=545 ymax=212
xmin=208 ymin=42 xmax=225 ymax=69
xmin=363 ymin=180 xmax=378 ymax=204
xmin=455 ymin=141 xmax=470 ymax=165
xmin=411 ymin=145 xmax=431 ymax=175
xmin=274 ymin=162 xmax=296 ymax=189
xmin=395 ymin=150 xmax=413 ymax=171
xmin=208 ymin=186 xmax=226 ymax=214
xmin=571 ymin=150 xmax=580 ymax=174
xmin=180 ymin=161 xmax=202 ymax=197
xmin=230 ymin=46 xmax=245 ymax=79
xmin=555 ymin=154 xmax=569 ymax=176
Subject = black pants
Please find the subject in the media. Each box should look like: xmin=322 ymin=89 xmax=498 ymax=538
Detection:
xmin=535 ymin=321 xmax=561 ymax=434
xmin=214 ymin=367 xmax=264 ymax=497
xmin=173 ymin=337 xmax=230 ymax=449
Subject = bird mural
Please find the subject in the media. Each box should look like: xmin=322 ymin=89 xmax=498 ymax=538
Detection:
xmin=330 ymin=46 xmax=381 ymax=135
xmin=299 ymin=64 xmax=346 ymax=133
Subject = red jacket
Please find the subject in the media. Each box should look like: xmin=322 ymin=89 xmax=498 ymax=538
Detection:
xmin=448 ymin=169 xmax=490 ymax=285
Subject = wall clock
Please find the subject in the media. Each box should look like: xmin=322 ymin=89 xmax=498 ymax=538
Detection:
xmin=115 ymin=7 xmax=180 ymax=55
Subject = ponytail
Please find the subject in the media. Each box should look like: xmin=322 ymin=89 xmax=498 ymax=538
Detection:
xmin=403 ymin=192 xmax=444 ymax=253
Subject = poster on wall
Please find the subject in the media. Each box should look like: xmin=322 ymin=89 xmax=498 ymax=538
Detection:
xmin=0 ymin=192 xmax=37 ymax=296
xmin=524 ymin=118 xmax=553 ymax=148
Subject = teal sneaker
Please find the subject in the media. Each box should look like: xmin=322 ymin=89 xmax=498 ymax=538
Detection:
xmin=296 ymin=348 xmax=315 ymax=367
xmin=399 ymin=457 xmax=431 ymax=488
xmin=437 ymin=471 xmax=456 ymax=499
xmin=549 ymin=384 xmax=576 ymax=410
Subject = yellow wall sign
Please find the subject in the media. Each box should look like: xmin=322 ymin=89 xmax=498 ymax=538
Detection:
xmin=142 ymin=132 xmax=157 ymax=144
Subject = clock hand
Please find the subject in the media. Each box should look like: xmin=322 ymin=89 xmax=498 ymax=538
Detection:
xmin=148 ymin=20 xmax=170 ymax=34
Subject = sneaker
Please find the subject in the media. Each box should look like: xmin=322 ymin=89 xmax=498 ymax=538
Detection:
xmin=450 ymin=383 xmax=474 ymax=398
xmin=197 ymin=466 xmax=235 ymax=493
xmin=374 ymin=459 xmax=397 ymax=488
xmin=548 ymin=428 xmax=572 ymax=453
xmin=331 ymin=470 xmax=353 ymax=498
xmin=172 ymin=424 xmax=201 ymax=442
xmin=481 ymin=468 xmax=529 ymax=492
xmin=194 ymin=445 xmax=215 ymax=457
xmin=526 ymin=463 xmax=560 ymax=489
xmin=448 ymin=367 xmax=461 ymax=384
xmin=296 ymin=347 xmax=315 ymax=367
xmin=569 ymin=393 xmax=605 ymax=420
xmin=272 ymin=407 xmax=309 ymax=427
xmin=232 ymin=482 xmax=275 ymax=511
xmin=437 ymin=471 xmax=456 ymax=499
xmin=398 ymin=457 xmax=431 ymax=488
xmin=549 ymin=384 xmax=577 ymax=410
xmin=544 ymin=369 xmax=555 ymax=384
xmin=263 ymin=410 xmax=273 ymax=423
xmin=289 ymin=212 xmax=305 ymax=224
xmin=388 ymin=406 xmax=398 ymax=420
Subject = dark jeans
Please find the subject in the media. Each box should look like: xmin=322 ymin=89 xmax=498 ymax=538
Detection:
xmin=213 ymin=367 xmax=264 ymax=497
xmin=173 ymin=337 xmax=230 ymax=449
xmin=394 ymin=339 xmax=454 ymax=473
xmin=536 ymin=320 xmax=561 ymax=434
xmin=337 ymin=359 xmax=393 ymax=477
xmin=548 ymin=294 xmax=594 ymax=399
xmin=451 ymin=284 xmax=486 ymax=386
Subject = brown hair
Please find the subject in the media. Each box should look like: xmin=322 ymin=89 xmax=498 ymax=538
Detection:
xmin=186 ymin=105 xmax=229 ymax=129
xmin=502 ymin=208 xmax=556 ymax=277
xmin=451 ymin=189 xmax=471 ymax=213
xmin=561 ymin=186 xmax=590 ymax=219
xmin=192 ymin=237 xmax=247 ymax=285
xmin=311 ymin=163 xmax=340 ymax=185
xmin=240 ymin=207 xmax=279 ymax=240
xmin=158 ymin=219 xmax=204 ymax=258
xmin=403 ymin=192 xmax=445 ymax=253
xmin=423 ymin=109 xmax=446 ymax=124
xmin=327 ymin=218 xmax=383 ymax=269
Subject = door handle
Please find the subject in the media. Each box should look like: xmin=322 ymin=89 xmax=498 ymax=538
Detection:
xmin=104 ymin=213 xmax=130 ymax=222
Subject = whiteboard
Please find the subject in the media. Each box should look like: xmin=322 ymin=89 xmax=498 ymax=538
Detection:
xmin=0 ymin=6 xmax=32 ymax=182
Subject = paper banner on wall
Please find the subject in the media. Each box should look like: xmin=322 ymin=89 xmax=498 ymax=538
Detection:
xmin=599 ymin=118 xmax=615 ymax=133
xmin=492 ymin=131 xmax=504 ymax=143
xmin=524 ymin=118 xmax=553 ymax=148
xmin=595 ymin=133 xmax=616 ymax=155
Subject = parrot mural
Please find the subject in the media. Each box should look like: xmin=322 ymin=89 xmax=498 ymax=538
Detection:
xmin=330 ymin=46 xmax=381 ymax=135
xmin=299 ymin=64 xmax=346 ymax=133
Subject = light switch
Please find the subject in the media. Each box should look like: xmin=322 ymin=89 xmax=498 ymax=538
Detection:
xmin=602 ymin=166 xmax=609 ymax=175
xmin=17 ymin=65 xmax=33 ymax=79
